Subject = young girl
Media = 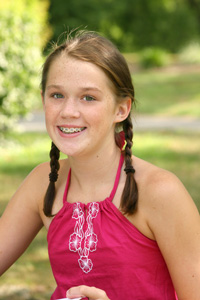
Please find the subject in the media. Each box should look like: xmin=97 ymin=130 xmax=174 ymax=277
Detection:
xmin=0 ymin=31 xmax=200 ymax=300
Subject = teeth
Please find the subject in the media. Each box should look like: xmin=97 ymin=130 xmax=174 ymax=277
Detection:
xmin=59 ymin=127 xmax=85 ymax=134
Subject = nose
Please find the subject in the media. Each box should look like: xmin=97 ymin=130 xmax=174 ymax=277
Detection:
xmin=60 ymin=98 xmax=80 ymax=119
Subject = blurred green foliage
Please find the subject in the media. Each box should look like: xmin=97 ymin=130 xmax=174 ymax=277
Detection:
xmin=46 ymin=0 xmax=200 ymax=53
xmin=139 ymin=48 xmax=170 ymax=68
xmin=0 ymin=0 xmax=49 ymax=132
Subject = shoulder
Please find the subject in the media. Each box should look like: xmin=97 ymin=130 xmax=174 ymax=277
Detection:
xmin=133 ymin=155 xmax=199 ymax=237
xmin=28 ymin=161 xmax=50 ymax=180
xmin=24 ymin=158 xmax=68 ymax=185
xmin=132 ymin=155 xmax=198 ymax=229
xmin=141 ymin=162 xmax=185 ymax=205
xmin=21 ymin=161 xmax=50 ymax=196
xmin=13 ymin=158 xmax=69 ymax=210
xmin=133 ymin=155 xmax=191 ymax=208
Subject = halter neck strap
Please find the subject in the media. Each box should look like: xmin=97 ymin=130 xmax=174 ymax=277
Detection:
xmin=107 ymin=153 xmax=124 ymax=202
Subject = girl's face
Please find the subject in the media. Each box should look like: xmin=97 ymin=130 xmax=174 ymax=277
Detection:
xmin=42 ymin=54 xmax=130 ymax=158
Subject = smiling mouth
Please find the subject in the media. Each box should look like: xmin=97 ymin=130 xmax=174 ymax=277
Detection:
xmin=59 ymin=126 xmax=86 ymax=134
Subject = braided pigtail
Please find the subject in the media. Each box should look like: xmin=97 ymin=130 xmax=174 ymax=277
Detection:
xmin=43 ymin=142 xmax=60 ymax=217
xmin=121 ymin=114 xmax=138 ymax=214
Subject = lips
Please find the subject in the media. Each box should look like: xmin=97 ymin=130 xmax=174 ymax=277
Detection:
xmin=59 ymin=126 xmax=86 ymax=134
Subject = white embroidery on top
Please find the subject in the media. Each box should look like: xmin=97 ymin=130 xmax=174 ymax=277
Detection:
xmin=69 ymin=202 xmax=99 ymax=273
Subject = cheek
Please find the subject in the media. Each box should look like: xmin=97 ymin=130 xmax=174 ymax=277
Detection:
xmin=44 ymin=102 xmax=59 ymax=118
xmin=88 ymin=107 xmax=106 ymax=125
xmin=89 ymin=107 xmax=115 ymax=134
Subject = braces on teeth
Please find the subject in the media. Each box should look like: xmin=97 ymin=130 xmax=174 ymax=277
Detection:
xmin=60 ymin=127 xmax=84 ymax=133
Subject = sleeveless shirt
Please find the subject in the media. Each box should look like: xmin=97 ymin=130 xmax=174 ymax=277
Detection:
xmin=47 ymin=154 xmax=178 ymax=300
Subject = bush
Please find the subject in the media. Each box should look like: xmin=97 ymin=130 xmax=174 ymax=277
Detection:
xmin=139 ymin=47 xmax=170 ymax=69
xmin=0 ymin=1 xmax=48 ymax=132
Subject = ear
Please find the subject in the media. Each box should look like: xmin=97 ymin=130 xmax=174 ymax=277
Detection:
xmin=40 ymin=90 xmax=45 ymax=110
xmin=115 ymin=97 xmax=132 ymax=123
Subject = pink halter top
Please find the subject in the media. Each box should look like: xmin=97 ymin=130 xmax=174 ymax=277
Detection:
xmin=47 ymin=154 xmax=178 ymax=300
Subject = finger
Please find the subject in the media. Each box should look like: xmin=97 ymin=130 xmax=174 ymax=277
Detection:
xmin=66 ymin=285 xmax=86 ymax=298
xmin=67 ymin=285 xmax=110 ymax=300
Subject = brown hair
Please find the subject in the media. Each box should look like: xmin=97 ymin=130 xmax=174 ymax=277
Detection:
xmin=41 ymin=31 xmax=138 ymax=217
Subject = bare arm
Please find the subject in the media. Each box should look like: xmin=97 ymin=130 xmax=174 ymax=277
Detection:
xmin=146 ymin=171 xmax=200 ymax=300
xmin=0 ymin=163 xmax=49 ymax=275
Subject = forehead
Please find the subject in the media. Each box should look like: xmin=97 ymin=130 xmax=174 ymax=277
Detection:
xmin=47 ymin=54 xmax=116 ymax=92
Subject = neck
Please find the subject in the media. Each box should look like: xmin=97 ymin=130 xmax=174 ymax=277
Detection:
xmin=67 ymin=145 xmax=122 ymax=193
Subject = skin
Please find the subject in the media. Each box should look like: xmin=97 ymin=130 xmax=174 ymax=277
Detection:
xmin=0 ymin=55 xmax=200 ymax=300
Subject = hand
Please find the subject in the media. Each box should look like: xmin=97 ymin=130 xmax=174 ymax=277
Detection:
xmin=66 ymin=285 xmax=110 ymax=300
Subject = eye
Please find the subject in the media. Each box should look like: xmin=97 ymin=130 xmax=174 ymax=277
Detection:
xmin=52 ymin=93 xmax=64 ymax=99
xmin=83 ymin=95 xmax=95 ymax=102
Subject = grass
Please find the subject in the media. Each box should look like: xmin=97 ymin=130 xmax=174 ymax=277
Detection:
xmin=132 ymin=68 xmax=200 ymax=117
xmin=0 ymin=129 xmax=200 ymax=299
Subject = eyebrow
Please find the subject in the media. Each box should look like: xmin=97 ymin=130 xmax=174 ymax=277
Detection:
xmin=46 ymin=84 xmax=63 ymax=90
xmin=79 ymin=87 xmax=102 ymax=94
xmin=46 ymin=85 xmax=102 ymax=94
